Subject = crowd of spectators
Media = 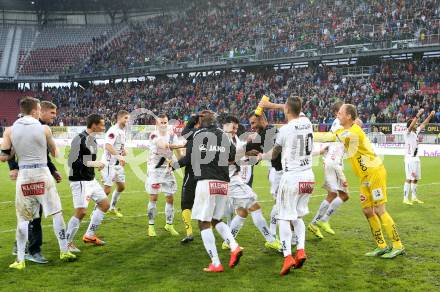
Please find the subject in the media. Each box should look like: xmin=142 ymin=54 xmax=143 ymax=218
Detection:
xmin=31 ymin=59 xmax=440 ymax=127
xmin=73 ymin=0 xmax=440 ymax=74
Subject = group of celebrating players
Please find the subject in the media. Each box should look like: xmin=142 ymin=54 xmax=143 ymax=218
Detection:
xmin=0 ymin=94 xmax=434 ymax=275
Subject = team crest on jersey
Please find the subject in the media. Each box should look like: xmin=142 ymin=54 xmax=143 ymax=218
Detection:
xmin=372 ymin=188 xmax=384 ymax=201
xmin=198 ymin=144 xmax=207 ymax=152
xmin=108 ymin=133 xmax=115 ymax=139
xmin=360 ymin=194 xmax=366 ymax=202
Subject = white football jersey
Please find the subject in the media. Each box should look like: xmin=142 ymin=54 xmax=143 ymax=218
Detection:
xmin=102 ymin=124 xmax=127 ymax=165
xmin=324 ymin=118 xmax=344 ymax=167
xmin=404 ymin=127 xmax=421 ymax=159
xmin=330 ymin=118 xmax=342 ymax=133
xmin=239 ymin=163 xmax=252 ymax=185
xmin=324 ymin=142 xmax=345 ymax=167
xmin=275 ymin=117 xmax=314 ymax=172
xmin=228 ymin=135 xmax=247 ymax=184
xmin=147 ymin=130 xmax=178 ymax=169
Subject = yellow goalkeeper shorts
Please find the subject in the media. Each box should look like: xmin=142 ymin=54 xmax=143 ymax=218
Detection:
xmin=359 ymin=166 xmax=388 ymax=209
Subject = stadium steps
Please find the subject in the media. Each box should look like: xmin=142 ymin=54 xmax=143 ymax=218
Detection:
xmin=0 ymin=27 xmax=15 ymax=77
xmin=7 ymin=27 xmax=22 ymax=76
xmin=78 ymin=24 xmax=130 ymax=69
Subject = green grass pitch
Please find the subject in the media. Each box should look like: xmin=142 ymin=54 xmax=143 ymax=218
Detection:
xmin=0 ymin=150 xmax=439 ymax=291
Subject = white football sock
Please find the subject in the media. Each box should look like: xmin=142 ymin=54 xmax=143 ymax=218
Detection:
xmin=321 ymin=197 xmax=344 ymax=222
xmin=311 ymin=199 xmax=330 ymax=224
xmin=279 ymin=220 xmax=292 ymax=257
xmin=269 ymin=204 xmax=277 ymax=237
xmin=165 ymin=202 xmax=174 ymax=224
xmin=110 ymin=191 xmax=121 ymax=209
xmin=404 ymin=182 xmax=410 ymax=200
xmin=200 ymin=229 xmax=221 ymax=266
xmin=52 ymin=212 xmax=68 ymax=252
xmin=292 ymin=232 xmax=298 ymax=246
xmin=147 ymin=201 xmax=157 ymax=225
xmin=229 ymin=215 xmax=246 ymax=238
xmin=411 ymin=183 xmax=418 ymax=200
xmin=85 ymin=208 xmax=105 ymax=237
xmin=293 ymin=218 xmax=306 ymax=250
xmin=215 ymin=222 xmax=239 ymax=251
xmin=251 ymin=209 xmax=275 ymax=242
xmin=16 ymin=220 xmax=29 ymax=262
xmin=224 ymin=202 xmax=234 ymax=226
xmin=66 ymin=216 xmax=81 ymax=243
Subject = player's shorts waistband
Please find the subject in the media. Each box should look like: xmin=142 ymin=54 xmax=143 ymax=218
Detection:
xmin=19 ymin=163 xmax=47 ymax=169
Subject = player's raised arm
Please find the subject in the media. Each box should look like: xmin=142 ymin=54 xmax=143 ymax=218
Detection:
xmin=313 ymin=131 xmax=337 ymax=142
xmin=419 ymin=110 xmax=435 ymax=131
xmin=0 ymin=127 xmax=14 ymax=162
xmin=44 ymin=125 xmax=58 ymax=158
xmin=258 ymin=100 xmax=285 ymax=111
xmin=407 ymin=109 xmax=424 ymax=132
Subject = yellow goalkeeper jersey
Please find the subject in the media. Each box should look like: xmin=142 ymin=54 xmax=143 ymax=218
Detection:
xmin=315 ymin=124 xmax=383 ymax=178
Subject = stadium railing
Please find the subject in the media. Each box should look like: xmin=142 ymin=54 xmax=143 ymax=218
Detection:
xmin=59 ymin=33 xmax=440 ymax=82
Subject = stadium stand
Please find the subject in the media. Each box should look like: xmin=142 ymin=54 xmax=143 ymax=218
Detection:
xmin=0 ymin=0 xmax=436 ymax=76
xmin=17 ymin=25 xmax=124 ymax=75
xmin=16 ymin=59 xmax=435 ymax=127
xmin=73 ymin=0 xmax=440 ymax=74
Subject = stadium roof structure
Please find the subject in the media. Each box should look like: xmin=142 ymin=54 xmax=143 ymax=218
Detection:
xmin=0 ymin=0 xmax=191 ymax=12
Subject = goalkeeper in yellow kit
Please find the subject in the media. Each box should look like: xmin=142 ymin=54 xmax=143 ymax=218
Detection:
xmin=316 ymin=104 xmax=405 ymax=258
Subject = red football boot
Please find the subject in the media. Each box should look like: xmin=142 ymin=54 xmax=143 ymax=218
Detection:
xmin=294 ymin=249 xmax=307 ymax=269
xmin=203 ymin=263 xmax=224 ymax=273
xmin=280 ymin=255 xmax=296 ymax=276
xmin=229 ymin=247 xmax=243 ymax=268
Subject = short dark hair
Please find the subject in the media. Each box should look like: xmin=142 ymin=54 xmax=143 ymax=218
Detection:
xmin=286 ymin=96 xmax=302 ymax=116
xmin=248 ymin=111 xmax=267 ymax=120
xmin=157 ymin=113 xmax=168 ymax=119
xmin=344 ymin=104 xmax=358 ymax=120
xmin=332 ymin=101 xmax=343 ymax=114
xmin=20 ymin=97 xmax=40 ymax=115
xmin=406 ymin=119 xmax=413 ymax=129
xmin=40 ymin=100 xmax=57 ymax=110
xmin=223 ymin=115 xmax=240 ymax=125
xmin=199 ymin=110 xmax=216 ymax=128
xmin=86 ymin=114 xmax=104 ymax=128
xmin=117 ymin=110 xmax=129 ymax=118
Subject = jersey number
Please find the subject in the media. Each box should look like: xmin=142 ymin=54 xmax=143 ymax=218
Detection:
xmin=297 ymin=133 xmax=313 ymax=156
